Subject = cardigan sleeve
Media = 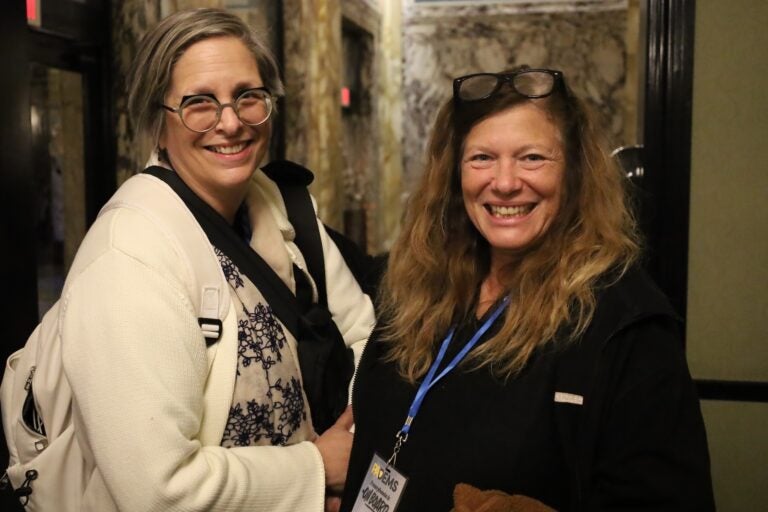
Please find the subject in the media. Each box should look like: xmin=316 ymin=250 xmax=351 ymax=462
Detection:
xmin=317 ymin=218 xmax=376 ymax=369
xmin=585 ymin=318 xmax=715 ymax=511
xmin=60 ymin=211 xmax=325 ymax=512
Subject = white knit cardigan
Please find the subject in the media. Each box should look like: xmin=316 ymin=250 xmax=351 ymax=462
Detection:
xmin=58 ymin=167 xmax=375 ymax=512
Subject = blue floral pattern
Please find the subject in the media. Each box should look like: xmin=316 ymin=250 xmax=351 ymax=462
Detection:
xmin=236 ymin=303 xmax=285 ymax=373
xmin=215 ymin=247 xmax=244 ymax=289
xmin=216 ymin=249 xmax=309 ymax=448
xmin=222 ymin=377 xmax=307 ymax=446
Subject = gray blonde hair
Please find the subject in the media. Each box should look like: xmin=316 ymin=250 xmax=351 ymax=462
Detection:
xmin=127 ymin=8 xmax=284 ymax=146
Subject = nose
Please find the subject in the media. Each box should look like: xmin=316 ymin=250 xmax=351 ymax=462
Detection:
xmin=491 ymin=158 xmax=522 ymax=194
xmin=215 ymin=103 xmax=242 ymax=133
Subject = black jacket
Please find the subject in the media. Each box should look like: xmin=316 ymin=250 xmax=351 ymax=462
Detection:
xmin=554 ymin=266 xmax=715 ymax=510
xmin=342 ymin=267 xmax=715 ymax=511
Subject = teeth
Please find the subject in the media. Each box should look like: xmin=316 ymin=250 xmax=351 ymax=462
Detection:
xmin=210 ymin=142 xmax=246 ymax=154
xmin=489 ymin=204 xmax=532 ymax=217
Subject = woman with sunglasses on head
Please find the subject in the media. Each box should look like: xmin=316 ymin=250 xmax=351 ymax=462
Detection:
xmin=340 ymin=68 xmax=714 ymax=512
xmin=45 ymin=8 xmax=374 ymax=512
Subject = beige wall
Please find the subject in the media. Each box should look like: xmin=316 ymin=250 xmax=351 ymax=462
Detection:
xmin=687 ymin=1 xmax=768 ymax=509
xmin=700 ymin=401 xmax=768 ymax=510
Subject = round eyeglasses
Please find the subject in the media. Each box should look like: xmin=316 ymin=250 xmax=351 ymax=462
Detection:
xmin=161 ymin=87 xmax=273 ymax=133
xmin=453 ymin=69 xmax=564 ymax=103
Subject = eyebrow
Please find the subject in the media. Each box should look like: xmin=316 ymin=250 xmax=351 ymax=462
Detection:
xmin=516 ymin=144 xmax=553 ymax=153
xmin=178 ymin=87 xmax=265 ymax=105
xmin=180 ymin=93 xmax=217 ymax=104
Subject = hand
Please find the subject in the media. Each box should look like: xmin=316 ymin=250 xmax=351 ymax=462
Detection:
xmin=314 ymin=405 xmax=355 ymax=493
xmin=325 ymin=495 xmax=341 ymax=512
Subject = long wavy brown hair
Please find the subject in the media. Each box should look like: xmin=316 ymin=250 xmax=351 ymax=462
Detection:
xmin=380 ymin=71 xmax=640 ymax=382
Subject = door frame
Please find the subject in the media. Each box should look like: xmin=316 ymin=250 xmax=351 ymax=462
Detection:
xmin=643 ymin=0 xmax=768 ymax=402
xmin=0 ymin=0 xmax=114 ymax=340
xmin=642 ymin=0 xmax=695 ymax=326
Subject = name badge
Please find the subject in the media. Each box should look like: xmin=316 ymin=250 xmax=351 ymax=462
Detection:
xmin=350 ymin=453 xmax=408 ymax=512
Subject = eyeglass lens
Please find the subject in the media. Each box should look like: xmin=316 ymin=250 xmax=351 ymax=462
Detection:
xmin=512 ymin=72 xmax=555 ymax=97
xmin=459 ymin=74 xmax=502 ymax=102
xmin=459 ymin=71 xmax=556 ymax=101
xmin=180 ymin=90 xmax=271 ymax=132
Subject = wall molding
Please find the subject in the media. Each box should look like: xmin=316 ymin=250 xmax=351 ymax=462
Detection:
xmin=407 ymin=0 xmax=627 ymax=17
xmin=696 ymin=380 xmax=768 ymax=403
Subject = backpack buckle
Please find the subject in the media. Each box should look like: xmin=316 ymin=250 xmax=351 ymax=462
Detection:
xmin=198 ymin=318 xmax=222 ymax=345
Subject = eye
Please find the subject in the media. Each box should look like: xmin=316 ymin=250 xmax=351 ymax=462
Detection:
xmin=518 ymin=153 xmax=548 ymax=170
xmin=183 ymin=95 xmax=215 ymax=106
xmin=237 ymin=88 xmax=269 ymax=100
xmin=464 ymin=153 xmax=495 ymax=169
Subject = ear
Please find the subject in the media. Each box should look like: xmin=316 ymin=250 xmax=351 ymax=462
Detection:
xmin=156 ymin=147 xmax=170 ymax=165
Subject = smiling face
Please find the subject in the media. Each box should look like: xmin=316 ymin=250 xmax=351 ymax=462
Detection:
xmin=159 ymin=36 xmax=271 ymax=221
xmin=460 ymin=102 xmax=566 ymax=269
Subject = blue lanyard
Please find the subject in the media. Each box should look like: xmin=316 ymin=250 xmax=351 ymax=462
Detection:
xmin=387 ymin=296 xmax=509 ymax=466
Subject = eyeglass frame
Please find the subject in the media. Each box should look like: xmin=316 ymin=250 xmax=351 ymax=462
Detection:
xmin=452 ymin=69 xmax=565 ymax=104
xmin=160 ymin=86 xmax=274 ymax=133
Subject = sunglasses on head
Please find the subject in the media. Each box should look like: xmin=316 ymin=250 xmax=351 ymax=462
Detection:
xmin=453 ymin=69 xmax=565 ymax=103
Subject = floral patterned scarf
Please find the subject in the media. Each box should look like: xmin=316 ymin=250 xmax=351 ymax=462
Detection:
xmin=217 ymin=247 xmax=314 ymax=447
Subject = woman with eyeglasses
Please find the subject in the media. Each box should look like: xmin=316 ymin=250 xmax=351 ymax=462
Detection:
xmin=45 ymin=8 xmax=374 ymax=512
xmin=340 ymin=69 xmax=714 ymax=512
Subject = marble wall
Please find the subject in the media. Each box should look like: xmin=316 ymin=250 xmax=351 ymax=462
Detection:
xmin=281 ymin=0 xmax=346 ymax=230
xmin=401 ymin=0 xmax=634 ymax=189
xmin=282 ymin=0 xmax=398 ymax=253
xmin=375 ymin=0 xmax=406 ymax=250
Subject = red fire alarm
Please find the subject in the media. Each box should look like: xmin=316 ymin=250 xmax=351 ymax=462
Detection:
xmin=341 ymin=86 xmax=351 ymax=108
xmin=27 ymin=0 xmax=41 ymax=27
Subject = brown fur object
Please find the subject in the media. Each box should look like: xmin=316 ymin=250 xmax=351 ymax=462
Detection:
xmin=451 ymin=483 xmax=556 ymax=512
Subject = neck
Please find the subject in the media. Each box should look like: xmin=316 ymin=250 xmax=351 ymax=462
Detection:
xmin=191 ymin=184 xmax=245 ymax=224
xmin=161 ymin=149 xmax=247 ymax=224
xmin=477 ymin=273 xmax=504 ymax=318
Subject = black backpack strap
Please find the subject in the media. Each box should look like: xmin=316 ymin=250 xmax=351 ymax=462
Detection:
xmin=143 ymin=166 xmax=302 ymax=340
xmin=261 ymin=160 xmax=328 ymax=307
xmin=260 ymin=161 xmax=354 ymax=432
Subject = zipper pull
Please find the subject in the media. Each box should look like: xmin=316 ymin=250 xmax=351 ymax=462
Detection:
xmin=24 ymin=366 xmax=37 ymax=391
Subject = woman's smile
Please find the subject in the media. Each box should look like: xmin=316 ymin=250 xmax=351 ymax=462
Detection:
xmin=485 ymin=202 xmax=536 ymax=219
xmin=206 ymin=140 xmax=252 ymax=155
